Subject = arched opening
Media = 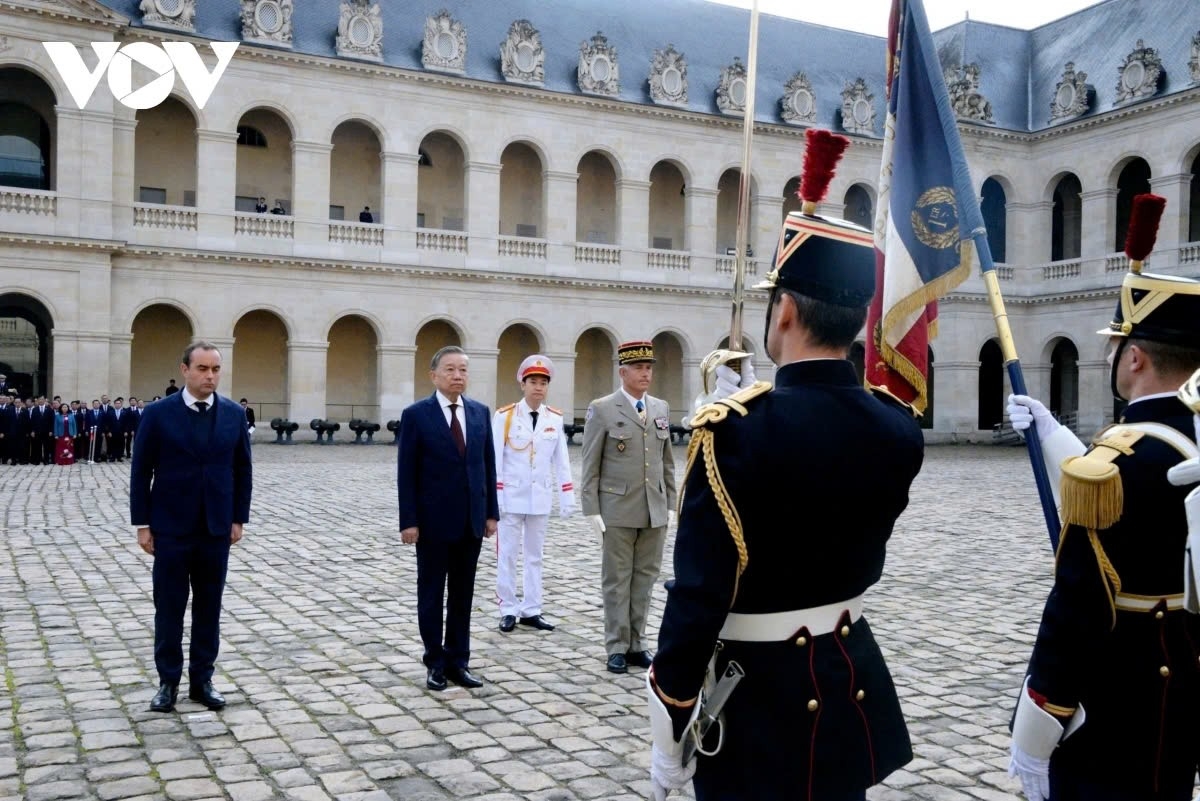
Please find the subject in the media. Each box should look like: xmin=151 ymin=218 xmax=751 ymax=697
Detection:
xmin=1189 ymin=150 xmax=1200 ymax=244
xmin=981 ymin=177 xmax=1007 ymax=263
xmin=496 ymin=323 xmax=543 ymax=404
xmin=416 ymin=131 xmax=466 ymax=230
xmin=1049 ymin=338 xmax=1079 ymax=430
xmin=648 ymin=160 xmax=686 ymax=251
xmin=326 ymin=315 xmax=378 ymax=420
xmin=499 ymin=142 xmax=544 ymax=238
xmin=234 ymin=109 xmax=293 ymax=214
xmin=848 ymin=341 xmax=865 ymax=385
xmin=782 ymin=177 xmax=802 ymax=221
xmin=0 ymin=68 xmax=57 ymax=190
xmin=134 ymin=97 xmax=197 ymax=207
xmin=843 ymin=184 xmax=873 ymax=231
xmin=130 ymin=305 xmax=194 ymax=400
xmin=232 ymin=311 xmax=288 ymax=421
xmin=574 ymin=328 xmax=615 ymax=421
xmin=1051 ymin=173 xmax=1082 ymax=261
xmin=1114 ymin=158 xmax=1152 ymax=252
xmin=414 ymin=319 xmax=462 ymax=395
xmin=923 ymin=346 xmax=935 ymax=430
xmin=576 ymin=151 xmax=618 ymax=244
xmin=329 ymin=120 xmax=382 ymax=222
xmin=0 ymin=293 xmax=53 ymax=398
xmin=651 ymin=332 xmax=685 ymax=421
xmin=717 ymin=168 xmax=755 ymax=255
xmin=978 ymin=339 xmax=1004 ymax=430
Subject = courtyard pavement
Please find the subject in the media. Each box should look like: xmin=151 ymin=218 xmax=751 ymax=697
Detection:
xmin=0 ymin=439 xmax=1086 ymax=801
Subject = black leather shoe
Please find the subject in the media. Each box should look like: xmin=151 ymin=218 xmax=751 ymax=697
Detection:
xmin=446 ymin=667 xmax=484 ymax=688
xmin=606 ymin=653 xmax=628 ymax=674
xmin=625 ymin=650 xmax=653 ymax=669
xmin=519 ymin=615 xmax=555 ymax=631
xmin=188 ymin=681 xmax=226 ymax=710
xmin=499 ymin=615 xmax=517 ymax=632
xmin=426 ymin=668 xmax=447 ymax=691
xmin=149 ymin=682 xmax=178 ymax=712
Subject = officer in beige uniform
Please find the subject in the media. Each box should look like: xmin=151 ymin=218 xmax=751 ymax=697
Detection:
xmin=492 ymin=355 xmax=576 ymax=634
xmin=581 ymin=340 xmax=677 ymax=674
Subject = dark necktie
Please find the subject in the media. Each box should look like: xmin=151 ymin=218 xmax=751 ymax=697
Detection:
xmin=196 ymin=401 xmax=208 ymax=414
xmin=530 ymin=410 xmax=539 ymax=430
xmin=449 ymin=403 xmax=465 ymax=457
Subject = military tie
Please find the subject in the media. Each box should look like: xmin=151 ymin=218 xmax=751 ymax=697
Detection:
xmin=636 ymin=399 xmax=646 ymax=424
xmin=449 ymin=402 xmax=466 ymax=457
xmin=530 ymin=410 xmax=539 ymax=430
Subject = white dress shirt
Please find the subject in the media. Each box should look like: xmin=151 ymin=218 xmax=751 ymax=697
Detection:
xmin=181 ymin=387 xmax=217 ymax=412
xmin=436 ymin=391 xmax=466 ymax=445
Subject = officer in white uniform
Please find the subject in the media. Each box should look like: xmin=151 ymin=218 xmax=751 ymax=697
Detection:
xmin=492 ymin=355 xmax=577 ymax=632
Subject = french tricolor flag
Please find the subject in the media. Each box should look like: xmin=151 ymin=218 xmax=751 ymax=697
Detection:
xmin=866 ymin=0 xmax=993 ymax=413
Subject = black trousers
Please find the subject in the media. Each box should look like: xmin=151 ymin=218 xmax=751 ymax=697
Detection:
xmin=415 ymin=526 xmax=482 ymax=671
xmin=152 ymin=529 xmax=231 ymax=685
xmin=1051 ymin=756 xmax=1195 ymax=801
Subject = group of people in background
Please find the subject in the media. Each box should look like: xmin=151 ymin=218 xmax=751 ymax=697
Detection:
xmin=0 ymin=383 xmax=149 ymax=466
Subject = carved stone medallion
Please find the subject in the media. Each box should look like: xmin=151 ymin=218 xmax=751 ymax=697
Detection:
xmin=840 ymin=78 xmax=875 ymax=135
xmin=716 ymin=57 xmax=748 ymax=116
xmin=649 ymin=45 xmax=688 ymax=107
xmin=944 ymin=63 xmax=993 ymax=124
xmin=578 ymin=32 xmax=619 ymax=97
xmin=1114 ymin=39 xmax=1163 ymax=103
xmin=139 ymin=0 xmax=196 ymax=32
xmin=422 ymin=10 xmax=467 ymax=74
xmin=336 ymin=0 xmax=382 ymax=61
xmin=1049 ymin=61 xmax=1091 ymax=123
xmin=240 ymin=0 xmax=293 ymax=46
xmin=1189 ymin=31 xmax=1200 ymax=84
xmin=780 ymin=72 xmax=816 ymax=125
xmin=500 ymin=20 xmax=545 ymax=86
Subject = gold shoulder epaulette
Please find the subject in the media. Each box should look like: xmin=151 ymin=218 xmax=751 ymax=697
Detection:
xmin=687 ymin=381 xmax=773 ymax=429
xmin=496 ymin=402 xmax=517 ymax=414
xmin=546 ymin=405 xmax=562 ymax=416
xmin=868 ymin=383 xmax=921 ymax=419
xmin=1059 ymin=427 xmax=1146 ymax=531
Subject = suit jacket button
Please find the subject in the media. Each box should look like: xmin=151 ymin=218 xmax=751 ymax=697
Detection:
xmin=855 ymin=689 xmax=865 ymax=701
xmin=806 ymin=699 xmax=818 ymax=712
xmin=840 ymin=625 xmax=850 ymax=638
xmin=794 ymin=636 xmax=807 ymax=647
xmin=1160 ymin=665 xmax=1170 ymax=677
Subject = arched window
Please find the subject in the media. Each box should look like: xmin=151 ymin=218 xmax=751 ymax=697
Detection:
xmin=1114 ymin=158 xmax=1151 ymax=252
xmin=0 ymin=102 xmax=51 ymax=190
xmin=981 ymin=177 xmax=1007 ymax=263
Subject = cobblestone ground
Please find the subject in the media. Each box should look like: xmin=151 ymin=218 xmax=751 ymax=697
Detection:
xmin=0 ymin=440 xmax=1092 ymax=801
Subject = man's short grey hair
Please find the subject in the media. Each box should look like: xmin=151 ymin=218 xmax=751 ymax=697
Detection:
xmin=182 ymin=340 xmax=221 ymax=366
xmin=431 ymin=345 xmax=467 ymax=370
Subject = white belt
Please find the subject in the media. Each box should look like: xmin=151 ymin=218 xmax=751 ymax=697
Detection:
xmin=718 ymin=596 xmax=863 ymax=642
xmin=1114 ymin=592 xmax=1184 ymax=613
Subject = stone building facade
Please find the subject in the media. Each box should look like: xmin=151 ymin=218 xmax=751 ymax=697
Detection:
xmin=0 ymin=0 xmax=1198 ymax=440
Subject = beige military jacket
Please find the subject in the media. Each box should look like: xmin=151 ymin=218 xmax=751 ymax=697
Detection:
xmin=579 ymin=390 xmax=677 ymax=529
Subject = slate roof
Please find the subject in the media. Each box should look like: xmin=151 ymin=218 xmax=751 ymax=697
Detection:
xmin=95 ymin=0 xmax=1200 ymax=133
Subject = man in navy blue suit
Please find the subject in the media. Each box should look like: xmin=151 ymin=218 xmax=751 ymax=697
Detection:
xmin=397 ymin=345 xmax=499 ymax=692
xmin=131 ymin=341 xmax=253 ymax=713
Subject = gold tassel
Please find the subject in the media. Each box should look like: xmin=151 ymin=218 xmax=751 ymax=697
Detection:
xmin=1059 ymin=456 xmax=1124 ymax=530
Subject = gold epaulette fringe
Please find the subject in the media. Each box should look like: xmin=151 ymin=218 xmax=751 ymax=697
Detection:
xmin=687 ymin=381 xmax=772 ymax=429
xmin=1058 ymin=428 xmax=1145 ymax=531
xmin=496 ymin=402 xmax=517 ymax=413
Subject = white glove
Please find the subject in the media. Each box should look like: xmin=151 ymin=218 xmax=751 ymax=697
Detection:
xmin=1007 ymin=743 xmax=1050 ymax=801
xmin=1006 ymin=394 xmax=1060 ymax=442
xmin=587 ymin=514 xmax=605 ymax=544
xmin=650 ymin=741 xmax=696 ymax=801
xmin=713 ymin=358 xmax=757 ymax=400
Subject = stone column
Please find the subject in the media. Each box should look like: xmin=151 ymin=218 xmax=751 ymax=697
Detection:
xmin=543 ymin=170 xmax=579 ymax=265
xmin=618 ymin=179 xmax=652 ymax=269
xmin=1008 ymin=200 xmax=1052 ymax=268
xmin=1078 ymin=359 xmax=1111 ymax=436
xmin=287 ymin=341 xmax=329 ymax=422
xmin=685 ymin=187 xmax=718 ymax=271
xmin=681 ymin=357 xmax=702 ymax=415
xmin=931 ymin=361 xmax=978 ymax=435
xmin=56 ymin=106 xmax=116 ymax=238
xmin=381 ymin=151 xmax=419 ymax=261
xmin=108 ymin=334 xmax=133 ymax=396
xmin=66 ymin=331 xmax=112 ymax=400
xmin=1149 ymin=173 xmax=1191 ymax=264
xmin=466 ymin=161 xmax=502 ymax=268
xmin=1023 ymin=364 xmax=1052 ymax=407
xmin=378 ymin=344 xmax=417 ymax=420
xmin=545 ymin=351 xmax=577 ymax=423
xmin=753 ymin=194 xmax=783 ymax=268
xmin=196 ymin=129 xmax=238 ymax=249
xmin=291 ymin=140 xmax=333 ymax=257
xmin=111 ymin=117 xmax=137 ymax=239
xmin=1080 ymin=188 xmax=1116 ymax=264
xmin=469 ymin=348 xmax=500 ymax=411
xmin=205 ymin=337 xmax=236 ymax=395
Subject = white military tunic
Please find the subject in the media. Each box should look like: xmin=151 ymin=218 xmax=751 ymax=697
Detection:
xmin=491 ymin=400 xmax=576 ymax=618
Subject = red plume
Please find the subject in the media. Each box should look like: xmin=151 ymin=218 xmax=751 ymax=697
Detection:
xmin=1124 ymin=193 xmax=1166 ymax=268
xmin=798 ymin=128 xmax=850 ymax=213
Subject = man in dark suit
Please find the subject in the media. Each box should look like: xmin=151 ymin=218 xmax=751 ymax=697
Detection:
xmin=132 ymin=340 xmax=252 ymax=713
xmin=0 ymin=393 xmax=13 ymax=465
xmin=165 ymin=379 xmax=179 ymax=396
xmin=110 ymin=398 xmax=128 ymax=462
xmin=397 ymin=345 xmax=499 ymax=692
xmin=84 ymin=400 xmax=103 ymax=463
xmin=123 ymin=396 xmax=140 ymax=458
xmin=28 ymin=396 xmax=54 ymax=465
xmin=12 ymin=398 xmax=30 ymax=464
xmin=71 ymin=401 xmax=88 ymax=461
